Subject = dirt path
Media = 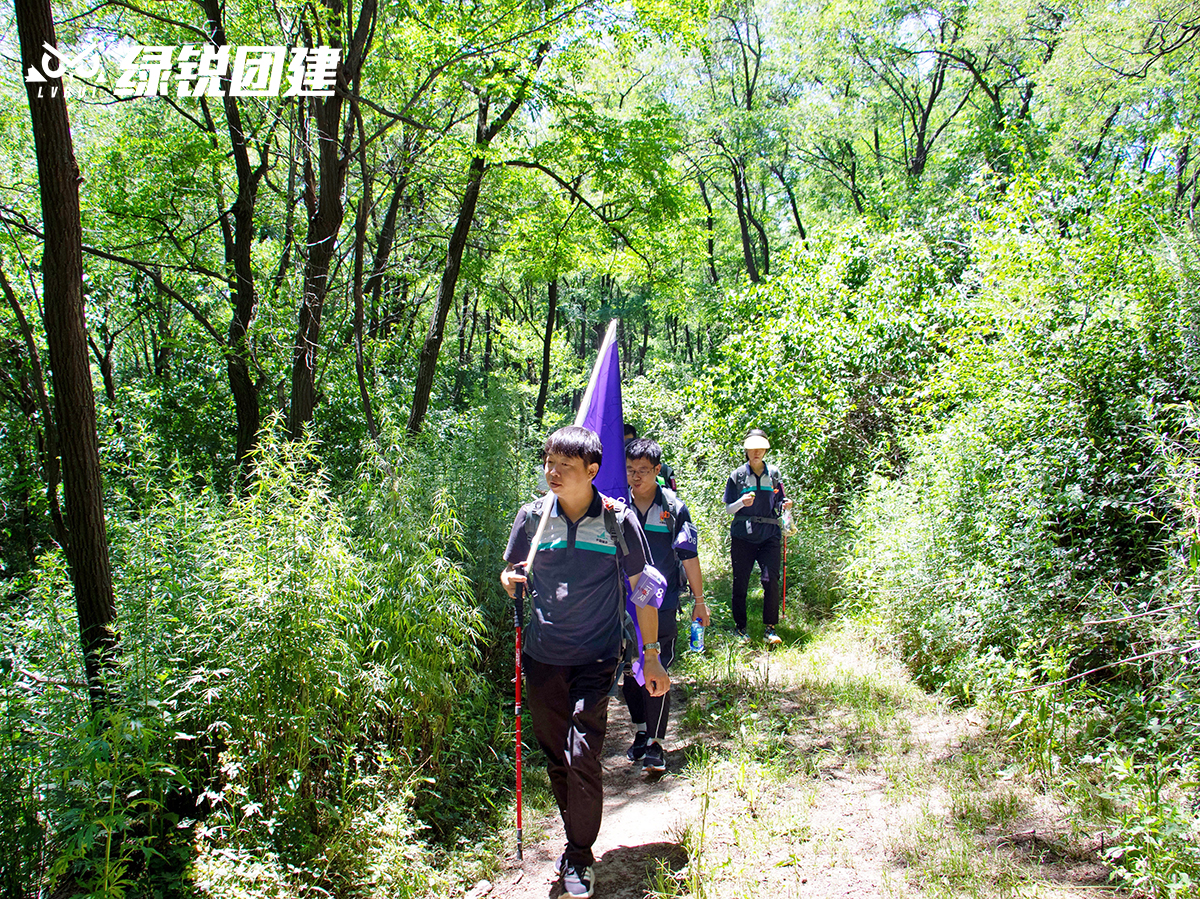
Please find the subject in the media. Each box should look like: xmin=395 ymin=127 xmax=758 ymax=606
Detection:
xmin=477 ymin=628 xmax=1120 ymax=899
xmin=485 ymin=697 xmax=698 ymax=899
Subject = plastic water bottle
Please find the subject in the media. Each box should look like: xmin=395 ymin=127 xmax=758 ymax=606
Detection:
xmin=689 ymin=618 xmax=705 ymax=653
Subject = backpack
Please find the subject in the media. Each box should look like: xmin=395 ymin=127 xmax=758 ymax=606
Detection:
xmin=655 ymin=487 xmax=692 ymax=595
xmin=524 ymin=494 xmax=637 ymax=695
xmin=656 ymin=460 xmax=677 ymax=491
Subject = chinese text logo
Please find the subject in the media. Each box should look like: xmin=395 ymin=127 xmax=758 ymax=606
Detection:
xmin=24 ymin=42 xmax=342 ymax=98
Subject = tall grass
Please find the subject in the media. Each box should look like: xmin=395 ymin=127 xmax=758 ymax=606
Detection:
xmin=2 ymin=415 xmax=518 ymax=897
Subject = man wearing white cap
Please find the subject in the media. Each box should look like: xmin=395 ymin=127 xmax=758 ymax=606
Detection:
xmin=723 ymin=429 xmax=792 ymax=643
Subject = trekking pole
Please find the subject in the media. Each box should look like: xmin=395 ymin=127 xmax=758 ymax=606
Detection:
xmin=513 ymin=570 xmax=526 ymax=862
xmin=781 ymin=529 xmax=788 ymax=619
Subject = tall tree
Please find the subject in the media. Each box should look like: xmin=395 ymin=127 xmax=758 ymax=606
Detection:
xmin=198 ymin=0 xmax=275 ymax=481
xmin=288 ymin=0 xmax=378 ymax=439
xmin=407 ymin=42 xmax=548 ymax=434
xmin=15 ymin=0 xmax=117 ymax=707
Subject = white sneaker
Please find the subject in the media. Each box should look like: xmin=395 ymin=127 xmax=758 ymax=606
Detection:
xmin=563 ymin=862 xmax=595 ymax=897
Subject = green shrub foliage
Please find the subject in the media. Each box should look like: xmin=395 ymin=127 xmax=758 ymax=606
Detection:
xmin=3 ymin=419 xmax=510 ymax=896
xmin=840 ymin=177 xmax=1200 ymax=895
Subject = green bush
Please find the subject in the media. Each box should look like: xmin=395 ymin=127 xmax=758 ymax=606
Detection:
xmin=839 ymin=174 xmax=1200 ymax=893
xmin=6 ymin=417 xmax=514 ymax=897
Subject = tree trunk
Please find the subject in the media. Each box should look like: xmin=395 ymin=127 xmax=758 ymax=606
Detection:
xmin=771 ymin=164 xmax=807 ymax=243
xmin=698 ymin=176 xmax=719 ymax=284
xmin=638 ymin=317 xmax=649 ymax=375
xmin=408 ymin=105 xmax=488 ymax=435
xmin=1 ymin=265 xmax=67 ymax=547
xmin=16 ymin=0 xmax=117 ymax=709
xmin=200 ymin=0 xmax=265 ymax=485
xmin=453 ymin=288 xmax=470 ymax=404
xmin=407 ymin=43 xmax=548 ymax=434
xmin=288 ymin=0 xmax=377 ymax=439
xmin=535 ymin=279 xmax=556 ymax=423
xmin=482 ymin=308 xmax=492 ymax=393
xmin=731 ymin=157 xmax=760 ymax=283
xmin=466 ymin=291 xmax=478 ymax=360
xmin=351 ymin=112 xmax=379 ymax=442
xmin=746 ymin=198 xmax=770 ymax=278
xmin=367 ymin=170 xmax=406 ymax=335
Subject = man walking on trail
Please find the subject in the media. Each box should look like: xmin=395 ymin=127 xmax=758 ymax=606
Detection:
xmin=623 ymin=438 xmax=708 ymax=773
xmin=724 ymin=429 xmax=792 ymax=644
xmin=502 ymin=425 xmax=670 ymax=899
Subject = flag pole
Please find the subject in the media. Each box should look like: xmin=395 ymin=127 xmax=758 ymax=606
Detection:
xmin=522 ymin=319 xmax=619 ymax=570
xmin=513 ymin=578 xmax=525 ymax=860
xmin=513 ymin=318 xmax=620 ymax=863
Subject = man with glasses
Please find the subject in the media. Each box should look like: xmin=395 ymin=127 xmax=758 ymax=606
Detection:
xmin=621 ymin=438 xmax=708 ymax=773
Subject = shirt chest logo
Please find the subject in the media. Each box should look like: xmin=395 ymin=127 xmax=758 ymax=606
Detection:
xmin=535 ymin=515 xmax=617 ymax=555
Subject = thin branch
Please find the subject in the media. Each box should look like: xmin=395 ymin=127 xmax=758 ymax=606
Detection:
xmin=1009 ymin=644 xmax=1199 ymax=694
xmin=1081 ymin=603 xmax=1189 ymax=627
xmin=504 ymin=159 xmax=649 ymax=268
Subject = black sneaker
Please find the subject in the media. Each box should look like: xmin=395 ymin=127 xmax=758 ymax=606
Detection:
xmin=563 ymin=862 xmax=595 ymax=898
xmin=765 ymin=626 xmax=782 ymax=645
xmin=643 ymin=740 xmax=666 ymax=773
xmin=735 ymin=627 xmax=749 ymax=643
xmin=626 ymin=730 xmax=648 ymax=762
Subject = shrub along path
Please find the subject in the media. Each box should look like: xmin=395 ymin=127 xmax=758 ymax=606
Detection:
xmin=479 ymin=623 xmax=1121 ymax=899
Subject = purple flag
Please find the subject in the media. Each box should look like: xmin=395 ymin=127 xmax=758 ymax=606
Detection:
xmin=578 ymin=321 xmax=659 ymax=686
xmin=579 ymin=322 xmax=626 ymax=501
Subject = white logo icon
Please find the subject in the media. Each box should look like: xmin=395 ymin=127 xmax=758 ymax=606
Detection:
xmin=25 ymin=41 xmax=103 ymax=82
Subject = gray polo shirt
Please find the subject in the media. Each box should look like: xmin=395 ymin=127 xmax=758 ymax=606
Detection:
xmin=504 ymin=488 xmax=650 ymax=666
xmin=631 ymin=486 xmax=699 ymax=611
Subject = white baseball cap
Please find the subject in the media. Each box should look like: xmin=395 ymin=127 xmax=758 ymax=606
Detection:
xmin=743 ymin=434 xmax=770 ymax=450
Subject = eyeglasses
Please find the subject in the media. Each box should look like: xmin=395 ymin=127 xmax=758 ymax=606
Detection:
xmin=626 ymin=467 xmax=656 ymax=479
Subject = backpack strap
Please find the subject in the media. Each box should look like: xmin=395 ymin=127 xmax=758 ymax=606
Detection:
xmin=733 ymin=463 xmax=749 ymax=495
xmin=736 ymin=462 xmax=782 ymax=494
xmin=523 ymin=496 xmax=547 ymax=541
xmin=659 ymin=487 xmax=682 ymax=539
xmin=601 ymin=495 xmax=637 ymax=697
xmin=601 ymin=496 xmax=630 ymax=560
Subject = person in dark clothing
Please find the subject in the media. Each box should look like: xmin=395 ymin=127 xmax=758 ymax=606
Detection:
xmin=622 ymin=438 xmax=708 ymax=772
xmin=501 ymin=426 xmax=669 ymax=898
xmin=723 ymin=429 xmax=792 ymax=644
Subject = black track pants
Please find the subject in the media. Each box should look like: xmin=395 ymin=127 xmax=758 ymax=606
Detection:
xmin=730 ymin=535 xmax=781 ymax=630
xmin=522 ymin=654 xmax=617 ymax=868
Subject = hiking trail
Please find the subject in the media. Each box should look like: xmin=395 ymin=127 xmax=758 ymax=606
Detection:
xmin=475 ymin=626 xmax=1121 ymax=899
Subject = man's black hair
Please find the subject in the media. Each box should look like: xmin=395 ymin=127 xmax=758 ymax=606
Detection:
xmin=624 ymin=423 xmax=638 ymax=440
xmin=544 ymin=425 xmax=603 ymax=468
xmin=625 ymin=437 xmax=662 ymax=466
